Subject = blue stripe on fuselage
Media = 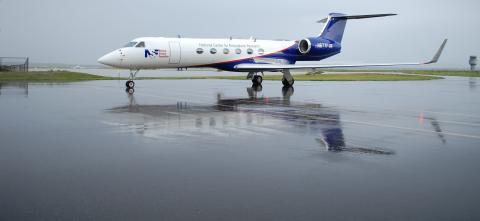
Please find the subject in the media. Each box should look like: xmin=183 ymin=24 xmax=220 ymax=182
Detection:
xmin=211 ymin=37 xmax=341 ymax=72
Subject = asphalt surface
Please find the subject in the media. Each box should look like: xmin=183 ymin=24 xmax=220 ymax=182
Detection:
xmin=1 ymin=76 xmax=480 ymax=220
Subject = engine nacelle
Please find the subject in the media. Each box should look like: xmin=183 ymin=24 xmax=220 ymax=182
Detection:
xmin=298 ymin=38 xmax=312 ymax=55
xmin=295 ymin=37 xmax=341 ymax=58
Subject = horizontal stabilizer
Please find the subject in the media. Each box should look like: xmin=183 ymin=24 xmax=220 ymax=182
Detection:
xmin=317 ymin=13 xmax=396 ymax=43
xmin=317 ymin=13 xmax=397 ymax=23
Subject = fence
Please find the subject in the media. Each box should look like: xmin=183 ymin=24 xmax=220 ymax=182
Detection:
xmin=0 ymin=57 xmax=29 ymax=72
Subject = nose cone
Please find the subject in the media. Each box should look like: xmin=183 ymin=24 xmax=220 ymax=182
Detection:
xmin=97 ymin=50 xmax=122 ymax=67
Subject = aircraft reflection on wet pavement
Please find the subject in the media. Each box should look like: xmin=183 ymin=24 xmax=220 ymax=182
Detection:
xmin=418 ymin=113 xmax=447 ymax=144
xmin=105 ymin=86 xmax=394 ymax=155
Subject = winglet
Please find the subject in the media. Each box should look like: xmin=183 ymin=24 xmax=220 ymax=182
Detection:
xmin=425 ymin=39 xmax=448 ymax=64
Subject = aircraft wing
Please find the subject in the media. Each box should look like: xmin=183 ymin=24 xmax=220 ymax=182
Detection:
xmin=235 ymin=39 xmax=447 ymax=71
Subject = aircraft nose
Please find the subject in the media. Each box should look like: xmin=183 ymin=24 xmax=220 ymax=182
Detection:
xmin=97 ymin=50 xmax=122 ymax=67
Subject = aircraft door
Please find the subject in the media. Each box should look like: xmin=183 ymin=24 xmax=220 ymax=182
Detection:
xmin=168 ymin=41 xmax=181 ymax=64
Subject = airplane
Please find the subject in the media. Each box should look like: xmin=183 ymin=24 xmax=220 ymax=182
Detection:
xmin=97 ymin=13 xmax=447 ymax=92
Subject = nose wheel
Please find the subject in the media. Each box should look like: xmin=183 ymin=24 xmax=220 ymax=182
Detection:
xmin=125 ymin=69 xmax=139 ymax=92
xmin=126 ymin=80 xmax=135 ymax=88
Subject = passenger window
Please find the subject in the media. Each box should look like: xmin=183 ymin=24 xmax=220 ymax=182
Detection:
xmin=258 ymin=48 xmax=265 ymax=55
xmin=136 ymin=42 xmax=145 ymax=48
xmin=210 ymin=48 xmax=217 ymax=54
xmin=235 ymin=48 xmax=242 ymax=54
xmin=247 ymin=48 xmax=253 ymax=54
xmin=223 ymin=48 xmax=230 ymax=54
xmin=196 ymin=48 xmax=204 ymax=54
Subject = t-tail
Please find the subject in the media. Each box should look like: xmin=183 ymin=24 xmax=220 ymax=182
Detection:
xmin=318 ymin=13 xmax=397 ymax=43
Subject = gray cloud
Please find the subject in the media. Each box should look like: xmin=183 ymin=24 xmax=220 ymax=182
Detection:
xmin=0 ymin=0 xmax=478 ymax=69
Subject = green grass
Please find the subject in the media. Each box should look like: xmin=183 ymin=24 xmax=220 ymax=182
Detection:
xmin=0 ymin=71 xmax=123 ymax=82
xmin=141 ymin=73 xmax=442 ymax=81
xmin=403 ymin=70 xmax=480 ymax=77
xmin=324 ymin=69 xmax=480 ymax=77
xmin=0 ymin=70 xmax=444 ymax=82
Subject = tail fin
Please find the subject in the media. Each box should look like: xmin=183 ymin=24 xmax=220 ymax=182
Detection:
xmin=318 ymin=13 xmax=396 ymax=43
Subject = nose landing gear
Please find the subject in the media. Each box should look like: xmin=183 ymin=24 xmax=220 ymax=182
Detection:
xmin=125 ymin=80 xmax=135 ymax=88
xmin=125 ymin=69 xmax=139 ymax=94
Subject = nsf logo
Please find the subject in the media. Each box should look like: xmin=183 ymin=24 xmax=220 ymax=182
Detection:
xmin=145 ymin=49 xmax=168 ymax=58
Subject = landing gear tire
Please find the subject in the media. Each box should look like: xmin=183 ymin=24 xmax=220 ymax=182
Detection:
xmin=282 ymin=78 xmax=294 ymax=87
xmin=252 ymin=75 xmax=263 ymax=85
xmin=251 ymin=84 xmax=263 ymax=92
xmin=126 ymin=87 xmax=135 ymax=94
xmin=126 ymin=80 xmax=135 ymax=88
xmin=282 ymin=86 xmax=294 ymax=96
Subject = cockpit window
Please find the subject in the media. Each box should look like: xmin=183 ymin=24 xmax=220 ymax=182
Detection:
xmin=124 ymin=42 xmax=137 ymax=47
xmin=135 ymin=41 xmax=145 ymax=48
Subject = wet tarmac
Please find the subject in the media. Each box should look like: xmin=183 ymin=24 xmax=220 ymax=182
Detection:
xmin=1 ymin=77 xmax=480 ymax=220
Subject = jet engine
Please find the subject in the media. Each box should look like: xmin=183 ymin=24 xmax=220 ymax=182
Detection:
xmin=298 ymin=39 xmax=312 ymax=54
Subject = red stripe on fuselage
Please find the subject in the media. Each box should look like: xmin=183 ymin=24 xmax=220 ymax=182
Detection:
xmin=189 ymin=43 xmax=296 ymax=68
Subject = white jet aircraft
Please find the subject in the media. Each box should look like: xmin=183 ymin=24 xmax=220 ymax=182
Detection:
xmin=98 ymin=13 xmax=447 ymax=92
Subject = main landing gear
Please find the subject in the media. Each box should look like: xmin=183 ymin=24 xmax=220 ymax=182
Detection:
xmin=125 ymin=69 xmax=139 ymax=94
xmin=246 ymin=69 xmax=295 ymax=88
xmin=247 ymin=72 xmax=263 ymax=86
xmin=281 ymin=69 xmax=294 ymax=87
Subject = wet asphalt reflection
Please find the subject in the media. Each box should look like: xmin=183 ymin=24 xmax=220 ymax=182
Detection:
xmin=1 ymin=78 xmax=480 ymax=220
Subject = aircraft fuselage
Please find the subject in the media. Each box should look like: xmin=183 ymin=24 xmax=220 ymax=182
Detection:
xmin=98 ymin=37 xmax=341 ymax=72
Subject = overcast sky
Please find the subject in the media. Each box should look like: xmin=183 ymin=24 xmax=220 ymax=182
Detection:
xmin=0 ymin=0 xmax=479 ymax=69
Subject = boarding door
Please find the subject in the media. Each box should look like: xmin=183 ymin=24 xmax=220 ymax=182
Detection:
xmin=168 ymin=41 xmax=181 ymax=64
